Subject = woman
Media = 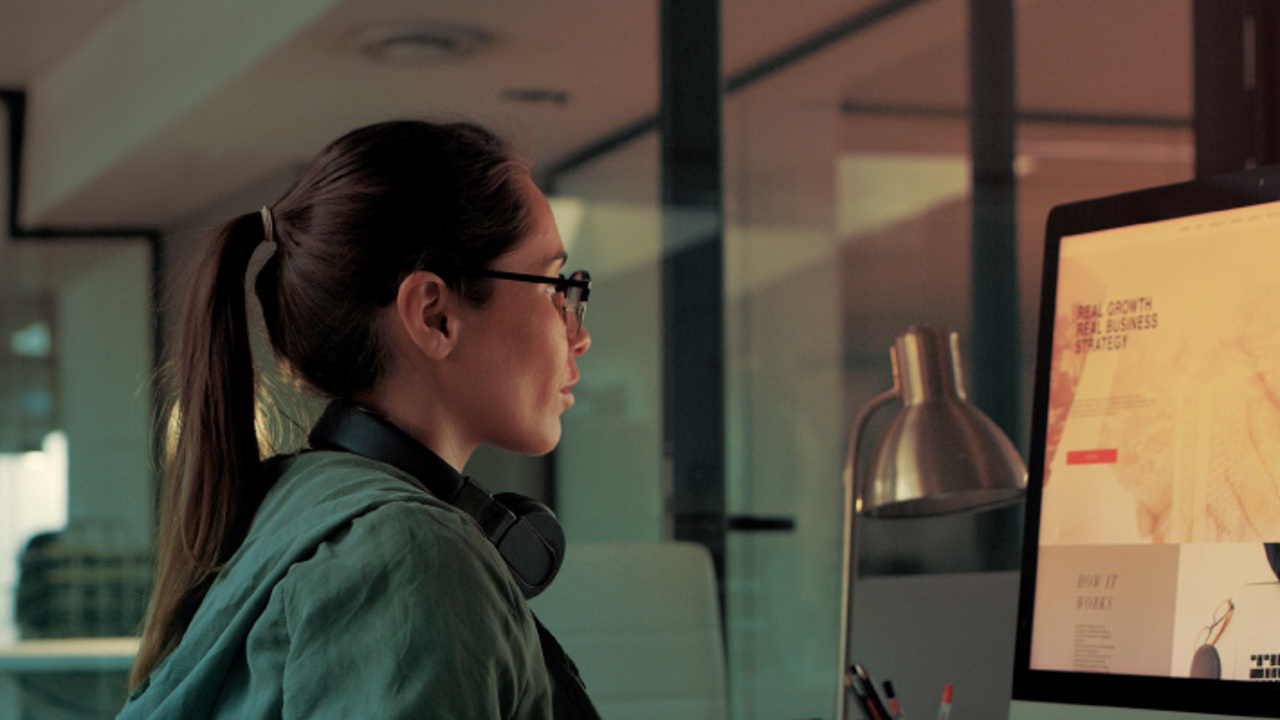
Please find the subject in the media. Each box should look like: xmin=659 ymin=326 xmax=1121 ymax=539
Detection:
xmin=119 ymin=120 xmax=596 ymax=718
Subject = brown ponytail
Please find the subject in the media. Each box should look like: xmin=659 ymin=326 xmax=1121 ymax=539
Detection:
xmin=130 ymin=120 xmax=532 ymax=688
xmin=131 ymin=212 xmax=269 ymax=686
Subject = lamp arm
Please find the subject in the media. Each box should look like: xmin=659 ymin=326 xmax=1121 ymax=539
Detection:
xmin=836 ymin=387 xmax=899 ymax=720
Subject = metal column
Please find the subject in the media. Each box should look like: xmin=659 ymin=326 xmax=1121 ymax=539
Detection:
xmin=659 ymin=0 xmax=727 ymax=580
xmin=969 ymin=0 xmax=1021 ymax=444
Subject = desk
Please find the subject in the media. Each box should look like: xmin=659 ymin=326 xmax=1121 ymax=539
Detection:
xmin=0 ymin=637 xmax=138 ymax=719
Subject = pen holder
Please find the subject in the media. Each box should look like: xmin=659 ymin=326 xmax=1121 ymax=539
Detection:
xmin=844 ymin=665 xmax=952 ymax=720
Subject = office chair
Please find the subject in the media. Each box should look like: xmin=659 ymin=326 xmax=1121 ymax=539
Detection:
xmin=530 ymin=542 xmax=728 ymax=720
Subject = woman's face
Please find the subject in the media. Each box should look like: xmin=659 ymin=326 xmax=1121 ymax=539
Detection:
xmin=447 ymin=174 xmax=591 ymax=457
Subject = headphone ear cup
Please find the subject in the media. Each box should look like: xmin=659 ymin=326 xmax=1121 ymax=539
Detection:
xmin=492 ymin=493 xmax=565 ymax=599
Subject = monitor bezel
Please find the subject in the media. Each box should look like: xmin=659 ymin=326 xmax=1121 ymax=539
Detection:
xmin=1012 ymin=165 xmax=1280 ymax=718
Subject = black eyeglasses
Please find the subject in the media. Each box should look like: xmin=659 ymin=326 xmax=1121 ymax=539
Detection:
xmin=471 ymin=269 xmax=591 ymax=339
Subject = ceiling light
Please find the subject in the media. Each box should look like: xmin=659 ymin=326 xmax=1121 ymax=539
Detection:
xmin=353 ymin=22 xmax=492 ymax=65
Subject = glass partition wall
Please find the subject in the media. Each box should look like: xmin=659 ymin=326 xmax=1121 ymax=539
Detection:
xmin=0 ymin=96 xmax=157 ymax=717
xmin=722 ymin=2 xmax=986 ymax=716
xmin=718 ymin=0 xmax=1192 ymax=717
xmin=549 ymin=134 xmax=668 ymax=543
xmin=716 ymin=1 xmax=1192 ymax=717
xmin=0 ymin=234 xmax=153 ymax=716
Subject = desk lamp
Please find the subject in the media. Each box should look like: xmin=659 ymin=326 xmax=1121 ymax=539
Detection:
xmin=837 ymin=324 xmax=1026 ymax=720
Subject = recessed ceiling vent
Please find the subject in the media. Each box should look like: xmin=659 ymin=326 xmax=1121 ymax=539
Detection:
xmin=353 ymin=22 xmax=492 ymax=65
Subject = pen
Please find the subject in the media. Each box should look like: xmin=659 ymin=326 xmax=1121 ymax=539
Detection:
xmin=936 ymin=683 xmax=952 ymax=720
xmin=854 ymin=664 xmax=893 ymax=720
xmin=844 ymin=668 xmax=882 ymax=720
xmin=883 ymin=680 xmax=903 ymax=719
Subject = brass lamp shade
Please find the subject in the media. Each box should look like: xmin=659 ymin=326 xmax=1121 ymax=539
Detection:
xmin=861 ymin=324 xmax=1027 ymax=517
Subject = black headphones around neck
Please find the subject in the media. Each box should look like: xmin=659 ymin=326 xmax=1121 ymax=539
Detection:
xmin=308 ymin=400 xmax=565 ymax=599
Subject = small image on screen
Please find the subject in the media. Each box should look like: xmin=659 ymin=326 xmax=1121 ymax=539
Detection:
xmin=1031 ymin=200 xmax=1280 ymax=681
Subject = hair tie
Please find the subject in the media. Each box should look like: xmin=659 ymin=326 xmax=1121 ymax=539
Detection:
xmin=260 ymin=205 xmax=276 ymax=244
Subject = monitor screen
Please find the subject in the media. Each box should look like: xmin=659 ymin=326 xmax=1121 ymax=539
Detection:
xmin=1011 ymin=166 xmax=1280 ymax=719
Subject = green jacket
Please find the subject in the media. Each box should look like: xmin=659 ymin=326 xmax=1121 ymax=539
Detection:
xmin=118 ymin=451 xmax=561 ymax=719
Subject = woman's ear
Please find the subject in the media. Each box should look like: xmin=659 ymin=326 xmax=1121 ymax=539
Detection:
xmin=395 ymin=271 xmax=456 ymax=360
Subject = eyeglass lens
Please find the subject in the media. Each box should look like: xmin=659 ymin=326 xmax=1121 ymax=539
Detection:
xmin=564 ymin=270 xmax=589 ymax=339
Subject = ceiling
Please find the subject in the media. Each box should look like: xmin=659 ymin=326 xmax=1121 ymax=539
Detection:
xmin=1 ymin=0 xmax=871 ymax=230
xmin=0 ymin=0 xmax=1191 ymax=293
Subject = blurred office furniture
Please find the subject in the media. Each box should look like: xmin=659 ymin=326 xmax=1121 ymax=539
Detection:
xmin=0 ymin=637 xmax=138 ymax=720
xmin=531 ymin=541 xmax=727 ymax=720
xmin=16 ymin=522 xmax=151 ymax=639
xmin=5 ymin=520 xmax=150 ymax=718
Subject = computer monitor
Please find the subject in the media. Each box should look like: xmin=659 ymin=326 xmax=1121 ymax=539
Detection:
xmin=1010 ymin=166 xmax=1280 ymax=720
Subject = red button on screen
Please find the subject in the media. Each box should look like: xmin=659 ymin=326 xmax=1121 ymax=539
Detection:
xmin=1066 ymin=449 xmax=1118 ymax=465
